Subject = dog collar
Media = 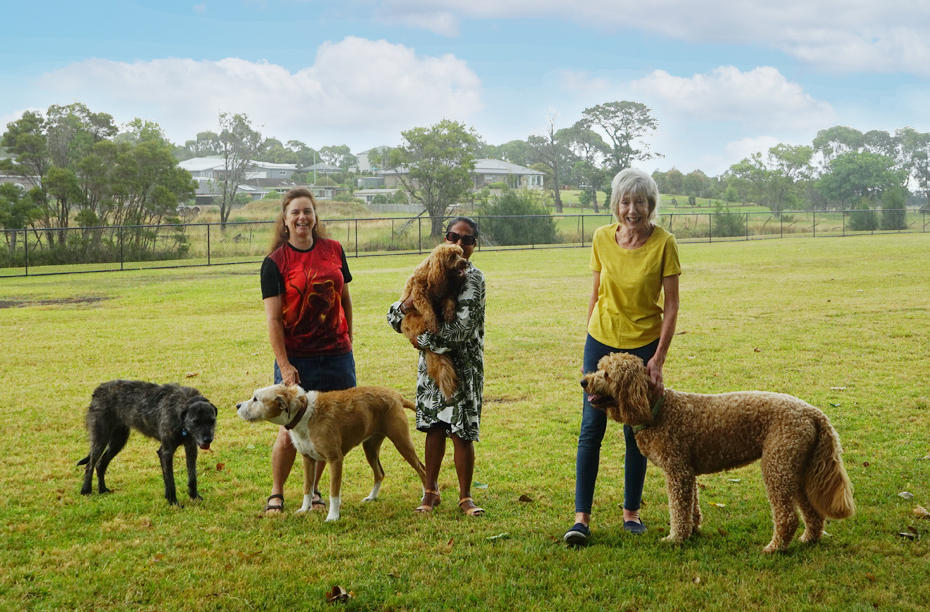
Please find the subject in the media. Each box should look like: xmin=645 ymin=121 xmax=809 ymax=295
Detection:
xmin=632 ymin=396 xmax=664 ymax=434
xmin=284 ymin=407 xmax=307 ymax=430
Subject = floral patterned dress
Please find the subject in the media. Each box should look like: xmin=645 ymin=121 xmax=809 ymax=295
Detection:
xmin=387 ymin=262 xmax=485 ymax=441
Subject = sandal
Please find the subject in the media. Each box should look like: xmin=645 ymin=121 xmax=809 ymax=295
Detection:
xmin=263 ymin=493 xmax=284 ymax=514
xmin=458 ymin=497 xmax=485 ymax=517
xmin=415 ymin=489 xmax=441 ymax=513
xmin=311 ymin=489 xmax=326 ymax=511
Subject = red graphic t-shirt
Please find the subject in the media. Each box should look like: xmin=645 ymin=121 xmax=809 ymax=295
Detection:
xmin=261 ymin=239 xmax=352 ymax=357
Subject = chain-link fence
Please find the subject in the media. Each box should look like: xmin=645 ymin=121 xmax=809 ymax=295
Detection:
xmin=2 ymin=208 xmax=927 ymax=277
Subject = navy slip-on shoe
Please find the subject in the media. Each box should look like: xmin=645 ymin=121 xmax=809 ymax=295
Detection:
xmin=623 ymin=520 xmax=647 ymax=535
xmin=563 ymin=522 xmax=591 ymax=547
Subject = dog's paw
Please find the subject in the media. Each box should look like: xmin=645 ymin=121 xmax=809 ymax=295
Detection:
xmin=662 ymin=534 xmax=686 ymax=544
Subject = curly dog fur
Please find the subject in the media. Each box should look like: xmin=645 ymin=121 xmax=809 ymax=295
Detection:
xmin=581 ymin=352 xmax=855 ymax=553
xmin=399 ymin=243 xmax=469 ymax=399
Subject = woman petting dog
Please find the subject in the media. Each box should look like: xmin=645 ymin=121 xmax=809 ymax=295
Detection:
xmin=387 ymin=217 xmax=486 ymax=517
xmin=564 ymin=169 xmax=681 ymax=546
xmin=259 ymin=187 xmax=357 ymax=514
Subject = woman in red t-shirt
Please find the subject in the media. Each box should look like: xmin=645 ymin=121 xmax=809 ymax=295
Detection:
xmin=259 ymin=188 xmax=356 ymax=514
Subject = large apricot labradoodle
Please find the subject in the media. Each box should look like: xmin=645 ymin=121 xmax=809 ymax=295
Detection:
xmin=399 ymin=243 xmax=469 ymax=399
xmin=581 ymin=352 xmax=855 ymax=553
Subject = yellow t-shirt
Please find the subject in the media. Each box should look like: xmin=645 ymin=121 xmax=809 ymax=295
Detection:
xmin=587 ymin=223 xmax=681 ymax=349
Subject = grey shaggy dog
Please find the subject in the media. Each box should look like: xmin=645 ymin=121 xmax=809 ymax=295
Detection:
xmin=78 ymin=381 xmax=217 ymax=505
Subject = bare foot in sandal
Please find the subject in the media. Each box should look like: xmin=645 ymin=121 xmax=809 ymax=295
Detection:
xmin=310 ymin=489 xmax=326 ymax=512
xmin=264 ymin=493 xmax=284 ymax=515
xmin=458 ymin=497 xmax=484 ymax=517
xmin=415 ymin=489 xmax=441 ymax=513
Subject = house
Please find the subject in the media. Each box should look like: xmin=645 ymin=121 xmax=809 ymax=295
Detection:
xmin=301 ymin=162 xmax=342 ymax=176
xmin=378 ymin=158 xmax=544 ymax=190
xmin=353 ymin=146 xmax=392 ymax=173
xmin=178 ymin=156 xmax=300 ymax=205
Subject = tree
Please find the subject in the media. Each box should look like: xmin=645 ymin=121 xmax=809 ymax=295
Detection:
xmin=319 ymin=145 xmax=357 ymax=171
xmin=174 ymin=131 xmax=221 ymax=161
xmin=479 ymin=190 xmax=557 ymax=246
xmin=581 ymin=101 xmax=660 ymax=174
xmin=1 ymin=110 xmax=51 ymax=188
xmin=812 ymin=126 xmax=864 ymax=165
xmin=286 ymin=140 xmax=319 ymax=168
xmin=527 ymin=109 xmax=572 ymax=213
xmin=495 ymin=139 xmax=537 ymax=168
xmin=380 ymin=119 xmax=479 ymax=238
xmin=897 ymin=126 xmax=930 ymax=207
xmin=215 ymin=112 xmax=266 ymax=229
xmin=726 ymin=144 xmax=813 ymax=212
xmin=565 ymin=121 xmax=610 ymax=212
xmin=817 ymin=151 xmax=905 ymax=208
xmin=0 ymin=183 xmax=41 ymax=251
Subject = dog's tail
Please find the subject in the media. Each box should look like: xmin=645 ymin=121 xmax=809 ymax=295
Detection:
xmin=805 ymin=412 xmax=856 ymax=520
xmin=402 ymin=398 xmax=416 ymax=412
xmin=425 ymin=351 xmax=458 ymax=401
xmin=77 ymin=455 xmax=90 ymax=466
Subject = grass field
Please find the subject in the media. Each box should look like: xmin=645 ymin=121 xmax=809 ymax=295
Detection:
xmin=1 ymin=234 xmax=928 ymax=611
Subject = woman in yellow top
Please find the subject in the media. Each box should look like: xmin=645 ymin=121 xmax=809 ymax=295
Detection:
xmin=564 ymin=168 xmax=681 ymax=546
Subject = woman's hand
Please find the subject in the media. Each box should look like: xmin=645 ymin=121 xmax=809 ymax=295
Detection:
xmin=279 ymin=362 xmax=300 ymax=387
xmin=645 ymin=357 xmax=665 ymax=396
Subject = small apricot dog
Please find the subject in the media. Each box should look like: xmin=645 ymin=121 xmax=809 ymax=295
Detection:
xmin=581 ymin=352 xmax=855 ymax=553
xmin=399 ymin=243 xmax=469 ymax=399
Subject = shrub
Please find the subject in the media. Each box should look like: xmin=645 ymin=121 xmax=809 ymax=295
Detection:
xmin=848 ymin=203 xmax=878 ymax=232
xmin=478 ymin=191 xmax=559 ymax=246
xmin=881 ymin=187 xmax=908 ymax=231
xmin=710 ymin=203 xmax=747 ymax=238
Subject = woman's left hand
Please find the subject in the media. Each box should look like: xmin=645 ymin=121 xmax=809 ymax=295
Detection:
xmin=645 ymin=358 xmax=665 ymax=396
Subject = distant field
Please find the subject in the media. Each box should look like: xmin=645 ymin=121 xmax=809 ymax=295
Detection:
xmin=1 ymin=233 xmax=928 ymax=611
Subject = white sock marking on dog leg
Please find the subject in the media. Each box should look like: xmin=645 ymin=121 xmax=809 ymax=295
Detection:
xmin=326 ymin=496 xmax=341 ymax=521
xmin=362 ymin=482 xmax=382 ymax=502
xmin=297 ymin=493 xmax=313 ymax=513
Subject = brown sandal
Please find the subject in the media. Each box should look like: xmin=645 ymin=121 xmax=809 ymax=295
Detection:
xmin=263 ymin=493 xmax=284 ymax=514
xmin=458 ymin=497 xmax=485 ymax=517
xmin=415 ymin=489 xmax=441 ymax=513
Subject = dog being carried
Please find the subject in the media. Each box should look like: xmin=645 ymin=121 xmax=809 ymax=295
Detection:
xmin=236 ymin=384 xmax=428 ymax=521
xmin=581 ymin=352 xmax=855 ymax=553
xmin=398 ymin=243 xmax=469 ymax=400
xmin=79 ymin=380 xmax=218 ymax=505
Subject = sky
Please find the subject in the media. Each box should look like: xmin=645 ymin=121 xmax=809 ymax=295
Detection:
xmin=2 ymin=0 xmax=929 ymax=176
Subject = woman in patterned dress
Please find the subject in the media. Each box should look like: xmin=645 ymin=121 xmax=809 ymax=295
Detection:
xmin=387 ymin=217 xmax=486 ymax=516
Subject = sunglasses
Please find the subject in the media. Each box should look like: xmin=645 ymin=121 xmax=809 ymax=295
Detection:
xmin=445 ymin=231 xmax=477 ymax=246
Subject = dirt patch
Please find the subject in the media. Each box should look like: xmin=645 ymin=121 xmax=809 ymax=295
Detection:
xmin=0 ymin=296 xmax=111 ymax=309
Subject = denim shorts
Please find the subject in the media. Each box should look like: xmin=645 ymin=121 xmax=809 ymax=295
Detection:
xmin=273 ymin=351 xmax=357 ymax=392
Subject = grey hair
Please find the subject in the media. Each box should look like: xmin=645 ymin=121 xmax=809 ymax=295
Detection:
xmin=609 ymin=168 xmax=660 ymax=224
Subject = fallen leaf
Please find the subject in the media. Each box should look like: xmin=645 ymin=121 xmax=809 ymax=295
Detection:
xmin=487 ymin=533 xmax=510 ymax=541
xmin=693 ymin=576 xmax=701 ymax=585
xmin=216 ymin=463 xmax=225 ymax=471
xmin=830 ymin=387 xmax=846 ymax=391
xmin=907 ymin=526 xmax=919 ymax=534
xmin=829 ymin=403 xmax=841 ymax=407
xmin=185 ymin=371 xmax=199 ymax=378
xmin=518 ymin=494 xmax=533 ymax=503
xmin=899 ymin=491 xmax=914 ymax=500
xmin=863 ymin=462 xmax=870 ymax=468
xmin=710 ymin=502 xmax=726 ymax=508
xmin=727 ymin=479 xmax=741 ymax=483
xmin=717 ymin=528 xmax=729 ymax=536
xmin=473 ymin=482 xmax=488 ymax=489
xmin=325 ymin=585 xmax=352 ymax=604
xmin=896 ymin=532 xmax=918 ymax=540
xmin=753 ymin=348 xmax=762 ymax=353
xmin=914 ymin=505 xmax=930 ymax=519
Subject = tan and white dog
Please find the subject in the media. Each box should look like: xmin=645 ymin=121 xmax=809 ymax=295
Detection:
xmin=236 ymin=384 xmax=427 ymax=521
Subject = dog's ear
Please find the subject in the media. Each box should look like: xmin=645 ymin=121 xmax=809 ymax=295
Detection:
xmin=607 ymin=354 xmax=653 ymax=426
xmin=427 ymin=249 xmax=448 ymax=293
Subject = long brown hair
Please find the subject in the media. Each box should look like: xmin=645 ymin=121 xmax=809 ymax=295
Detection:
xmin=268 ymin=187 xmax=327 ymax=253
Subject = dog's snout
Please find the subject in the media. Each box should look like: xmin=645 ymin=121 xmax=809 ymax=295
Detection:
xmin=580 ymin=379 xmax=588 ymax=388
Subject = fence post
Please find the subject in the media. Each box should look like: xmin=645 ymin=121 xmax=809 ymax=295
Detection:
xmin=745 ymin=212 xmax=749 ymax=240
xmin=355 ymin=219 xmax=358 ymax=257
xmin=708 ymin=213 xmax=712 ymax=243
xmin=418 ymin=217 xmax=422 ymax=254
xmin=581 ymin=214 xmax=585 ymax=248
xmin=119 ymin=226 xmax=124 ymax=271
xmin=813 ymin=210 xmax=817 ymax=238
xmin=842 ymin=211 xmax=846 ymax=237
xmin=24 ymin=230 xmax=29 ymax=277
xmin=207 ymin=223 xmax=211 ymax=266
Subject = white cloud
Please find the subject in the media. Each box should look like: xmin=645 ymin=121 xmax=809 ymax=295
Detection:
xmin=378 ymin=1 xmax=930 ymax=76
xmin=558 ymin=70 xmax=610 ymax=94
xmin=632 ymin=66 xmax=835 ymax=129
xmin=35 ymin=37 xmax=483 ymax=147
xmin=192 ymin=4 xmax=206 ymax=15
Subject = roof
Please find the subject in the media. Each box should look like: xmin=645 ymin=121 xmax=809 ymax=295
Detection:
xmin=178 ymin=156 xmax=298 ymax=172
xmin=473 ymin=159 xmax=544 ymax=175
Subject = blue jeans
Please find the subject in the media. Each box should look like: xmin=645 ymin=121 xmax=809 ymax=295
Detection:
xmin=574 ymin=335 xmax=658 ymax=515
xmin=274 ymin=351 xmax=357 ymax=392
